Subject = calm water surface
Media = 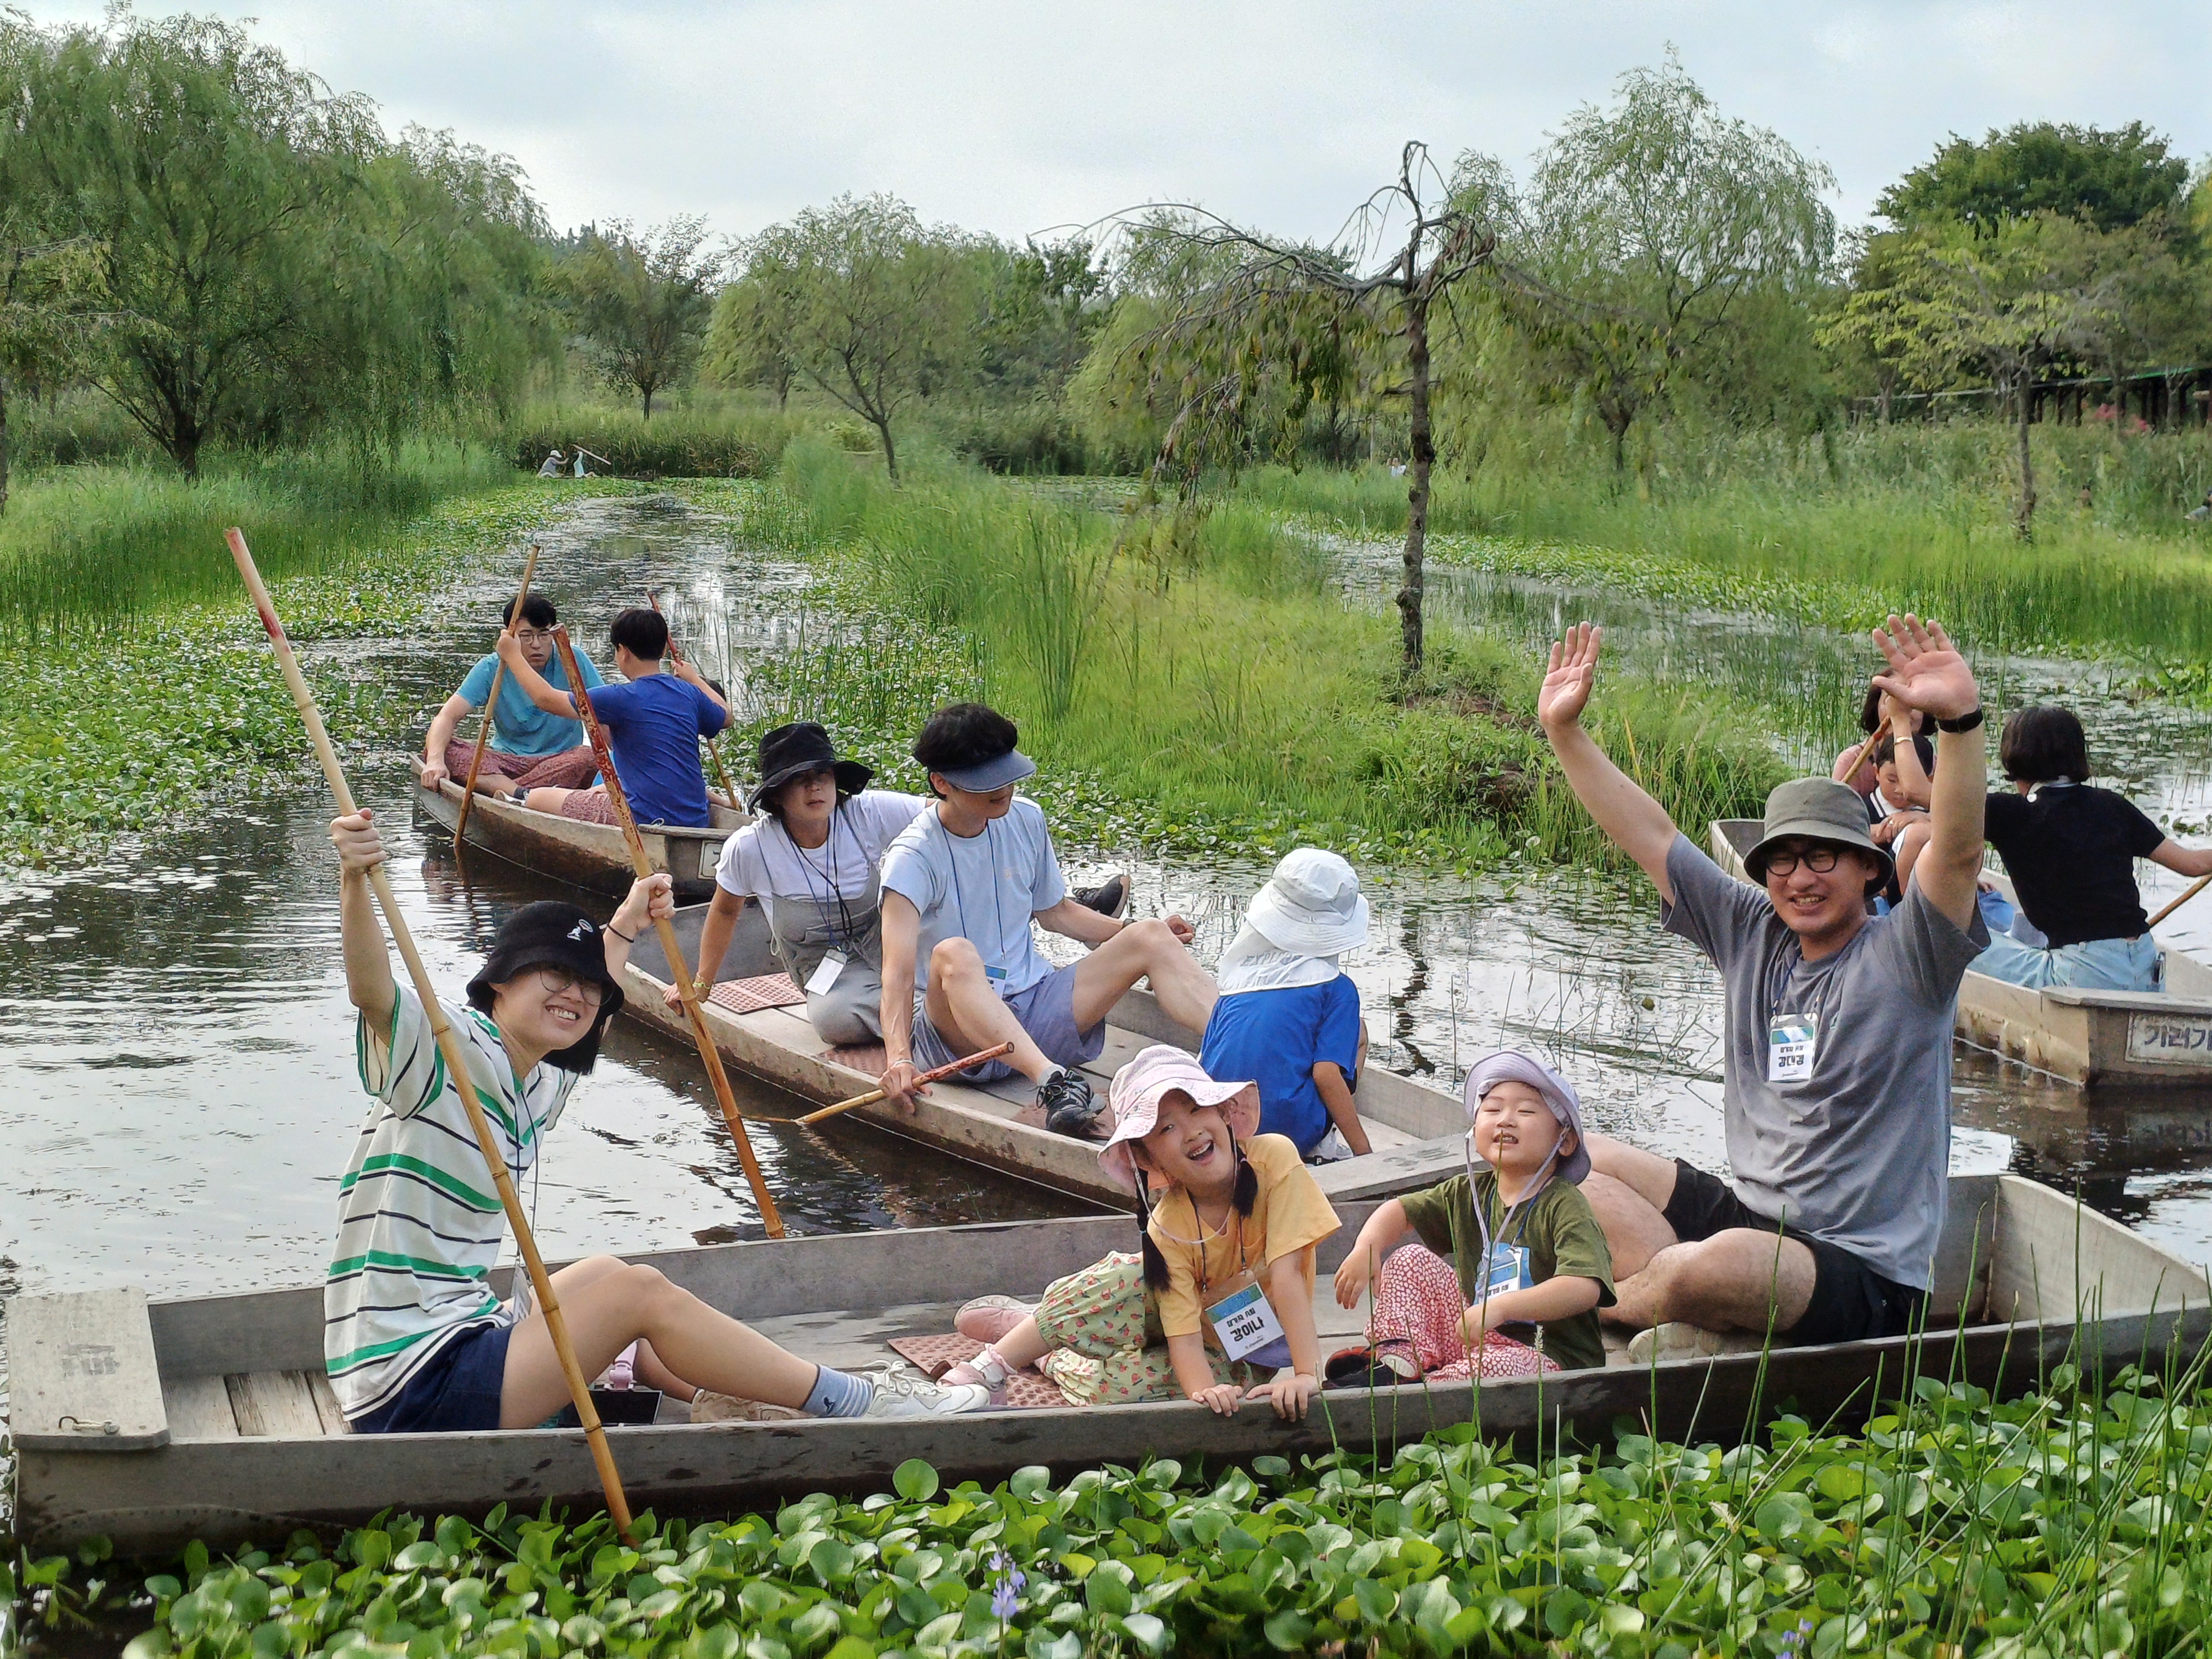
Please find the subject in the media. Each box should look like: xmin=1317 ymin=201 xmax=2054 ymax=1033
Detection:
xmin=7 ymin=492 xmax=2212 ymax=1540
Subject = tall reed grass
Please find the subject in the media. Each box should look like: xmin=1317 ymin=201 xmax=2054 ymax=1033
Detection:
xmin=492 ymin=403 xmax=799 ymax=481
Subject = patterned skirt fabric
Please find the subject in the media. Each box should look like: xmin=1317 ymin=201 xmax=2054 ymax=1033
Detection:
xmin=1366 ymin=1244 xmax=1558 ymax=1381
xmin=441 ymin=740 xmax=599 ymax=793
xmin=556 ymin=786 xmax=621 ymax=825
xmin=1031 ymin=1252 xmax=1248 ymax=1405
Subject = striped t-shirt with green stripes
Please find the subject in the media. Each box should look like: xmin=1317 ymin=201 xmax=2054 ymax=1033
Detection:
xmin=325 ymin=985 xmax=576 ymax=1421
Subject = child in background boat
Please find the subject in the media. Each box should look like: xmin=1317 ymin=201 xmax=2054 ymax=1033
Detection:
xmin=1834 ymin=685 xmax=1934 ymax=801
xmin=942 ymin=1046 xmax=1338 ymax=1418
xmin=1969 ymin=706 xmax=2212 ymax=992
xmin=1198 ymin=849 xmax=1373 ymax=1161
xmin=416 ymin=593 xmax=602 ymax=801
xmin=326 ymin=808 xmax=988 ymax=1431
xmin=1334 ymin=1050 xmax=1610 ymax=1378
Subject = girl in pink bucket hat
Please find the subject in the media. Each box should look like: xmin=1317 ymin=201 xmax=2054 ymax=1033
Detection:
xmin=943 ymin=1046 xmax=1339 ymax=1417
xmin=1331 ymin=1048 xmax=1615 ymax=1383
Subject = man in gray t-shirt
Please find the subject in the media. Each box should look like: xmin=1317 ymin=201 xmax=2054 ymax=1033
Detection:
xmin=1536 ymin=614 xmax=1989 ymax=1348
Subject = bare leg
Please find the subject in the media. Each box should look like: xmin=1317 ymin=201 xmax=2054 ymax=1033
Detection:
xmin=983 ymin=1316 xmax=1051 ymax=1370
xmin=1585 ymin=1134 xmax=1678 ymax=1210
xmin=499 ymin=1255 xmax=820 ymax=1428
xmin=1610 ymin=1230 xmax=1818 ymax=1336
xmin=925 ymin=939 xmax=1056 ymax=1084
xmin=1068 ymin=919 xmax=1218 ymax=1034
xmin=1582 ymin=1172 xmax=1679 ymax=1292
xmin=523 ymin=786 xmax=575 ymax=815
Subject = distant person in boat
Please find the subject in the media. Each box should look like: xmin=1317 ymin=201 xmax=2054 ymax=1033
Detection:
xmin=1198 ymin=849 xmax=1373 ymax=1161
xmin=1969 ymin=705 xmax=2212 ymax=993
xmin=496 ymin=607 xmax=728 ymax=828
xmin=875 ymin=702 xmax=1217 ymax=1136
xmin=325 ymin=808 xmax=988 ymax=1431
xmin=416 ymin=594 xmax=603 ymax=801
xmin=538 ymin=448 xmax=565 ymax=477
xmin=1834 ymin=685 xmax=1933 ymax=799
xmin=1864 ymin=732 xmax=1933 ymax=908
xmin=677 ymin=722 xmax=928 ymax=1045
xmin=1537 ymin=615 xmax=1989 ymax=1355
xmin=1333 ymin=1049 xmax=1612 ymax=1378
xmin=943 ymin=1046 xmax=1336 ymax=1419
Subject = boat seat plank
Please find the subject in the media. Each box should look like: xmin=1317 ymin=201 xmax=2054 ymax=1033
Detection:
xmin=227 ymin=1370 xmax=328 ymax=1439
xmin=163 ymin=1374 xmax=240 ymax=1441
xmin=307 ymin=1370 xmax=352 ymax=1435
xmin=6 ymin=1288 xmax=169 ymax=1451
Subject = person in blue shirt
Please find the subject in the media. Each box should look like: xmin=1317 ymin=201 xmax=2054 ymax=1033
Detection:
xmin=1198 ymin=848 xmax=1371 ymax=1161
xmin=496 ymin=608 xmax=728 ymax=828
xmin=418 ymin=594 xmax=604 ymax=800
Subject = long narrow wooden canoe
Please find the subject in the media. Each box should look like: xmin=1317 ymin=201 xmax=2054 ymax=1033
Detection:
xmin=11 ymin=1174 xmax=2203 ymax=1553
xmin=617 ymin=903 xmax=1467 ymax=1211
xmin=1711 ymin=820 xmax=2212 ymax=1089
xmin=414 ymin=778 xmax=744 ymax=902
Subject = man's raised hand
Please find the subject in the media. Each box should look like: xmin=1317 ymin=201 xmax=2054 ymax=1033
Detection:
xmin=1537 ymin=623 xmax=1604 ymax=733
xmin=1870 ymin=614 xmax=1978 ymax=724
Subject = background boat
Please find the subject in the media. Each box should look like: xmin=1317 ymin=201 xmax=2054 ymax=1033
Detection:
xmin=414 ymin=778 xmax=743 ymax=902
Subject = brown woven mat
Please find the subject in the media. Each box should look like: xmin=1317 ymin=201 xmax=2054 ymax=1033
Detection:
xmin=707 ymin=974 xmax=807 ymax=1016
xmin=828 ymin=1044 xmax=888 ymax=1075
xmin=888 ymin=1333 xmax=1069 ymax=1409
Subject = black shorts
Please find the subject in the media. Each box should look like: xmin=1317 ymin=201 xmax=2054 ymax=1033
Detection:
xmin=1662 ymin=1161 xmax=1927 ymax=1347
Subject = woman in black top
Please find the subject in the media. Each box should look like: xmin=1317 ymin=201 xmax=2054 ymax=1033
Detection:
xmin=1973 ymin=706 xmax=2212 ymax=991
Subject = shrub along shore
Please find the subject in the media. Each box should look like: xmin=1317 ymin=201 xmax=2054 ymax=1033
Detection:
xmin=8 ymin=1362 xmax=2208 ymax=1657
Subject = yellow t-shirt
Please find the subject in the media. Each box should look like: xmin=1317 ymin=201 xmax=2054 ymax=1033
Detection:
xmin=1147 ymin=1134 xmax=1342 ymax=1340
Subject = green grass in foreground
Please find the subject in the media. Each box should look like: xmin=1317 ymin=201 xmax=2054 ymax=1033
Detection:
xmin=1237 ymin=419 xmax=2212 ymax=665
xmin=726 ymin=446 xmax=1781 ymax=872
xmin=11 ymin=1364 xmax=2208 ymax=1658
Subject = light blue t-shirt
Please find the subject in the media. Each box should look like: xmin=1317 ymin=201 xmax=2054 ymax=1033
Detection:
xmin=455 ymin=649 xmax=603 ymax=757
xmin=879 ymin=799 xmax=1066 ymax=996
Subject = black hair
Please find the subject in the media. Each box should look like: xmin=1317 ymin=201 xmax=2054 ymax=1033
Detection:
xmin=465 ymin=966 xmax=617 ymax=1074
xmin=609 ymin=607 xmax=669 ymax=661
xmin=1872 ymin=733 xmax=1934 ymax=773
xmin=1131 ymin=1104 xmax=1260 ymax=1291
xmin=913 ymin=702 xmax=1018 ymax=797
xmin=2001 ymin=705 xmax=2091 ymax=784
xmin=1859 ymin=683 xmax=1929 ymax=736
xmin=508 ymin=593 xmax=556 ymax=629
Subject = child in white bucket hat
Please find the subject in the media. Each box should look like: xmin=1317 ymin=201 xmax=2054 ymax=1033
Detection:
xmin=1199 ymin=848 xmax=1372 ymax=1161
xmin=1332 ymin=1048 xmax=1615 ymax=1381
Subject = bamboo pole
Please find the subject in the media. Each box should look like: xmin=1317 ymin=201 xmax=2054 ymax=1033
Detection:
xmin=225 ymin=529 xmax=634 ymax=1542
xmin=2149 ymin=876 xmax=2212 ymax=929
xmin=646 ymin=589 xmax=743 ymax=812
xmin=549 ymin=625 xmax=787 ymax=1238
xmin=454 ymin=544 xmax=541 ymax=851
xmin=797 ymin=1044 xmax=1016 ymax=1124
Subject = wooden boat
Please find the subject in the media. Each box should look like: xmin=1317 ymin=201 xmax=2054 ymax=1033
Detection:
xmin=413 ymin=778 xmax=743 ymax=902
xmin=1711 ymin=820 xmax=2212 ymax=1089
xmin=11 ymin=1174 xmax=2204 ymax=1553
xmin=618 ymin=903 xmax=1468 ymax=1210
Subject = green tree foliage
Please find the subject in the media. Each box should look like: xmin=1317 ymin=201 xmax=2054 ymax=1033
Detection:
xmin=1459 ymin=56 xmax=1836 ymax=476
xmin=0 ymin=12 xmax=550 ymax=477
xmin=972 ymin=236 xmax=1107 ymax=398
xmin=713 ymin=194 xmax=974 ymax=478
xmin=0 ymin=225 xmax=108 ymax=512
xmin=1877 ymin=121 xmax=2192 ymax=236
xmin=560 ymin=216 xmax=726 ymax=419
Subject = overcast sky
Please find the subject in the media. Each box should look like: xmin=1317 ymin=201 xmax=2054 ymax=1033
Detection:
xmin=26 ymin=2 xmax=2212 ymax=251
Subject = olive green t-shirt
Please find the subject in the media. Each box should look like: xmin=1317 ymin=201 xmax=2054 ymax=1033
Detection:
xmin=1399 ymin=1171 xmax=1616 ymax=1374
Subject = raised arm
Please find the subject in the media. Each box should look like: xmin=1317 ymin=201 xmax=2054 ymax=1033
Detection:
xmin=1536 ymin=624 xmax=1681 ymax=901
xmin=1870 ymin=614 xmax=1983 ymax=932
xmin=332 ymin=810 xmax=397 ymax=1031
xmin=495 ymin=629 xmax=582 ymax=718
xmin=1885 ymin=696 xmax=1934 ymax=810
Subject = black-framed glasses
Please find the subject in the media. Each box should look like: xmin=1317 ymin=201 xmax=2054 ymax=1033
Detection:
xmin=535 ymin=968 xmax=605 ymax=1004
xmin=1764 ymin=846 xmax=1843 ymax=877
xmin=513 ymin=628 xmax=552 ymax=646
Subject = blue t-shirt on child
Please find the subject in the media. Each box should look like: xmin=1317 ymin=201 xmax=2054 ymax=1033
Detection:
xmin=585 ymin=675 xmax=727 ymax=828
xmin=456 ymin=649 xmax=603 ymax=757
xmin=1199 ymin=974 xmax=1362 ymax=1155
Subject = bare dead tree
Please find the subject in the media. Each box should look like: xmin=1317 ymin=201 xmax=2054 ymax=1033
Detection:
xmin=1111 ymin=143 xmax=1495 ymax=675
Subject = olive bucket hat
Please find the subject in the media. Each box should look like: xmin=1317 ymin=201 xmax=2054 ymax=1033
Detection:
xmin=1743 ymin=777 xmax=1893 ymax=888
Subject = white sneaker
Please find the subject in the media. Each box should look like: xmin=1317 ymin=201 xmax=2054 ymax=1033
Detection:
xmin=1627 ymin=1322 xmax=1769 ymax=1365
xmin=862 ymin=1371 xmax=993 ymax=1417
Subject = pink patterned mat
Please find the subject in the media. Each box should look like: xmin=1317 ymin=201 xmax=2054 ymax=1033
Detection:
xmin=888 ymin=1333 xmax=1070 ymax=1409
xmin=706 ymin=974 xmax=808 ymax=1016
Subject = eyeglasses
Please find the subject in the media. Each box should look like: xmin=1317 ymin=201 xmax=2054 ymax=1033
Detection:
xmin=514 ymin=629 xmax=552 ymax=646
xmin=535 ymin=968 xmax=605 ymax=1004
xmin=1763 ymin=846 xmax=1843 ymax=877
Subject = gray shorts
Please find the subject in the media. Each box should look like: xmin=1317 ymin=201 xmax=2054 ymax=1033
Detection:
xmin=911 ymin=961 xmax=1105 ymax=1082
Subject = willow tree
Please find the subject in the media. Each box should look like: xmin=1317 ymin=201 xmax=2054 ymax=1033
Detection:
xmin=1111 ymin=143 xmax=1494 ymax=674
xmin=562 ymin=216 xmax=725 ymax=419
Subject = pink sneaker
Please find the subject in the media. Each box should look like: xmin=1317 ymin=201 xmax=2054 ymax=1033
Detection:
xmin=955 ymin=1295 xmax=1036 ymax=1343
xmin=943 ymin=1345 xmax=1014 ymax=1390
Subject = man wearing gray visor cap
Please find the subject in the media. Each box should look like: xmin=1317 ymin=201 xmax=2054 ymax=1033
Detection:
xmin=1535 ymin=614 xmax=1989 ymax=1357
xmin=874 ymin=702 xmax=1220 ymax=1135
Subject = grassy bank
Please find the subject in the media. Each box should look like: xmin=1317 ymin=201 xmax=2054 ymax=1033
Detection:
xmin=1239 ymin=419 xmax=2212 ymax=666
xmin=717 ymin=444 xmax=1780 ymax=872
xmin=13 ymin=1361 xmax=2210 ymax=1657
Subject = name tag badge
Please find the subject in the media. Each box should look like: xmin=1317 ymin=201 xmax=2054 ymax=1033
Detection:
xmin=1484 ymin=1243 xmax=1530 ymax=1297
xmin=805 ymin=950 xmax=848 ymax=997
xmin=985 ymin=962 xmax=1010 ymax=999
xmin=1768 ymin=1014 xmax=1817 ymax=1084
xmin=1204 ymin=1280 xmax=1288 ymax=1363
